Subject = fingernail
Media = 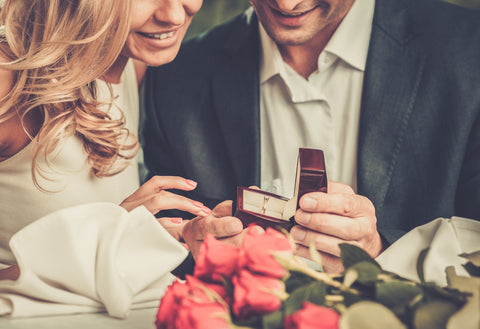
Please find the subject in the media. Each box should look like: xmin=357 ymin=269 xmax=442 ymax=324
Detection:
xmin=296 ymin=212 xmax=311 ymax=225
xmin=192 ymin=201 xmax=204 ymax=208
xmin=302 ymin=197 xmax=317 ymax=210
xmin=291 ymin=228 xmax=306 ymax=241
xmin=201 ymin=206 xmax=211 ymax=214
xmin=185 ymin=179 xmax=197 ymax=187
xmin=226 ymin=221 xmax=243 ymax=234
xmin=252 ymin=225 xmax=264 ymax=233
xmin=170 ymin=217 xmax=183 ymax=224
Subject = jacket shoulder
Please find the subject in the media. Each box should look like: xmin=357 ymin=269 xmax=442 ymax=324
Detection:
xmin=150 ymin=9 xmax=255 ymax=74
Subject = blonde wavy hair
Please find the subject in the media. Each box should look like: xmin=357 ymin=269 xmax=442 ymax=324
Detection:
xmin=0 ymin=0 xmax=137 ymax=190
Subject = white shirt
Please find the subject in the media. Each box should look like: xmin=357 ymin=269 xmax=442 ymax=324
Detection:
xmin=259 ymin=0 xmax=375 ymax=197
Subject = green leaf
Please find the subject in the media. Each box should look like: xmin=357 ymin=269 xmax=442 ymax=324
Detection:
xmin=417 ymin=248 xmax=430 ymax=283
xmin=261 ymin=309 xmax=284 ymax=329
xmin=376 ymin=281 xmax=423 ymax=309
xmin=342 ymin=291 xmax=364 ymax=307
xmin=284 ymin=281 xmax=326 ymax=316
xmin=421 ymin=282 xmax=469 ymax=306
xmin=284 ymin=270 xmax=316 ymax=293
xmin=338 ymin=301 xmax=407 ymax=329
xmin=339 ymin=244 xmax=380 ymax=270
xmin=349 ymin=261 xmax=382 ymax=285
xmin=413 ymin=300 xmax=459 ymax=329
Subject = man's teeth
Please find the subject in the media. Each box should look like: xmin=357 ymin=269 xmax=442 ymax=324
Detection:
xmin=144 ymin=31 xmax=175 ymax=39
xmin=280 ymin=11 xmax=305 ymax=17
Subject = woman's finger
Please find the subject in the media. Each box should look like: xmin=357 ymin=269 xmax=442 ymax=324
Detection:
xmin=127 ymin=175 xmax=198 ymax=201
xmin=157 ymin=217 xmax=187 ymax=241
xmin=141 ymin=190 xmax=211 ymax=217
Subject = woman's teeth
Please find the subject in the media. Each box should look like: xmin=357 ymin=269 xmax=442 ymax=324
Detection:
xmin=142 ymin=31 xmax=175 ymax=40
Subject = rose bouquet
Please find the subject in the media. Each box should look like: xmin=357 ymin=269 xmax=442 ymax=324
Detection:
xmin=155 ymin=228 xmax=480 ymax=329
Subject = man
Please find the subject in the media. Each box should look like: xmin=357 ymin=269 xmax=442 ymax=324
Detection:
xmin=143 ymin=0 xmax=480 ymax=272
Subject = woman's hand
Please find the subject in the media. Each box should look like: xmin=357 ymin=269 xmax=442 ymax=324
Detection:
xmin=156 ymin=217 xmax=187 ymax=241
xmin=120 ymin=175 xmax=211 ymax=218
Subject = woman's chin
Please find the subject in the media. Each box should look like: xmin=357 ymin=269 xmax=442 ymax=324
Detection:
xmin=137 ymin=51 xmax=180 ymax=67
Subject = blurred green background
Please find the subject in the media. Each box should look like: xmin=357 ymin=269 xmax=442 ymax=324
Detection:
xmin=187 ymin=0 xmax=480 ymax=40
xmin=186 ymin=0 xmax=250 ymax=39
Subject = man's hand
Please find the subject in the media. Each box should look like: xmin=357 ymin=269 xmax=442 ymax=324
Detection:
xmin=182 ymin=200 xmax=246 ymax=258
xmin=290 ymin=181 xmax=383 ymax=273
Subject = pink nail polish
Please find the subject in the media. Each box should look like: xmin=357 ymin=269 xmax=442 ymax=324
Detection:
xmin=185 ymin=179 xmax=197 ymax=187
xmin=192 ymin=201 xmax=204 ymax=208
xmin=170 ymin=217 xmax=183 ymax=224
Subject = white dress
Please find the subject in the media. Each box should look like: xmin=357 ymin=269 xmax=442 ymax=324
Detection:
xmin=0 ymin=61 xmax=187 ymax=318
xmin=0 ymin=61 xmax=140 ymax=266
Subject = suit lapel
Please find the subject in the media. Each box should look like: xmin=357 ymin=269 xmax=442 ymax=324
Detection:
xmin=358 ymin=0 xmax=426 ymax=214
xmin=211 ymin=9 xmax=262 ymax=187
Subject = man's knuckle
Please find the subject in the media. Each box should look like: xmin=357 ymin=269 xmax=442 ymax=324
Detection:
xmin=340 ymin=196 xmax=357 ymax=214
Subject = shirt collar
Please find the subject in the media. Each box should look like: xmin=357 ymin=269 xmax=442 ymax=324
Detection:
xmin=259 ymin=0 xmax=375 ymax=83
xmin=259 ymin=24 xmax=284 ymax=84
xmin=324 ymin=0 xmax=375 ymax=72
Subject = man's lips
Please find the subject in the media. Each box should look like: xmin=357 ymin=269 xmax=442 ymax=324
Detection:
xmin=272 ymin=5 xmax=320 ymax=18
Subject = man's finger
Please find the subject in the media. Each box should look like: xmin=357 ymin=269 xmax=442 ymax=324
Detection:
xmin=295 ymin=245 xmax=344 ymax=273
xmin=290 ymin=226 xmax=345 ymax=257
xmin=299 ymin=192 xmax=375 ymax=218
xmin=188 ymin=216 xmax=243 ymax=240
xmin=294 ymin=211 xmax=374 ymax=241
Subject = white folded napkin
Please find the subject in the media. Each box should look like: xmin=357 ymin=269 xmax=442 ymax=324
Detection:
xmin=376 ymin=217 xmax=479 ymax=286
xmin=0 ymin=203 xmax=188 ymax=319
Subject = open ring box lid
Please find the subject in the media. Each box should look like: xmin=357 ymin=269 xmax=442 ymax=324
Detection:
xmin=234 ymin=148 xmax=327 ymax=231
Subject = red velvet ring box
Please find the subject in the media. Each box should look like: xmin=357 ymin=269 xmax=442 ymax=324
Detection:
xmin=234 ymin=148 xmax=327 ymax=231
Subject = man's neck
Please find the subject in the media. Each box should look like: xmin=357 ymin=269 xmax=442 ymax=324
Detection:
xmin=277 ymin=21 xmax=340 ymax=79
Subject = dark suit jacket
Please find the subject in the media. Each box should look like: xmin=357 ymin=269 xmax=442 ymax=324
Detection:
xmin=143 ymin=0 xmax=480 ymax=244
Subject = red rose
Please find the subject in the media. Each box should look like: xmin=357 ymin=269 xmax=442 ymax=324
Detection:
xmin=238 ymin=228 xmax=292 ymax=278
xmin=155 ymin=280 xmax=188 ymax=329
xmin=156 ymin=276 xmax=230 ymax=329
xmin=284 ymin=302 xmax=340 ymax=329
xmin=232 ymin=269 xmax=285 ymax=319
xmin=175 ymin=297 xmax=229 ymax=329
xmin=194 ymin=234 xmax=240 ymax=282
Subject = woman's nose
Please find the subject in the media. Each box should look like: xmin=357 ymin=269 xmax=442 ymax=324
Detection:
xmin=153 ymin=0 xmax=185 ymax=26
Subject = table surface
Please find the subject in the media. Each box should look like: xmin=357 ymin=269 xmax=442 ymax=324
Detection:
xmin=0 ymin=307 xmax=157 ymax=329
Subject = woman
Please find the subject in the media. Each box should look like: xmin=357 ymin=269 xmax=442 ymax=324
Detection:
xmin=0 ymin=0 xmax=233 ymax=281
xmin=0 ymin=0 xmax=248 ymax=318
